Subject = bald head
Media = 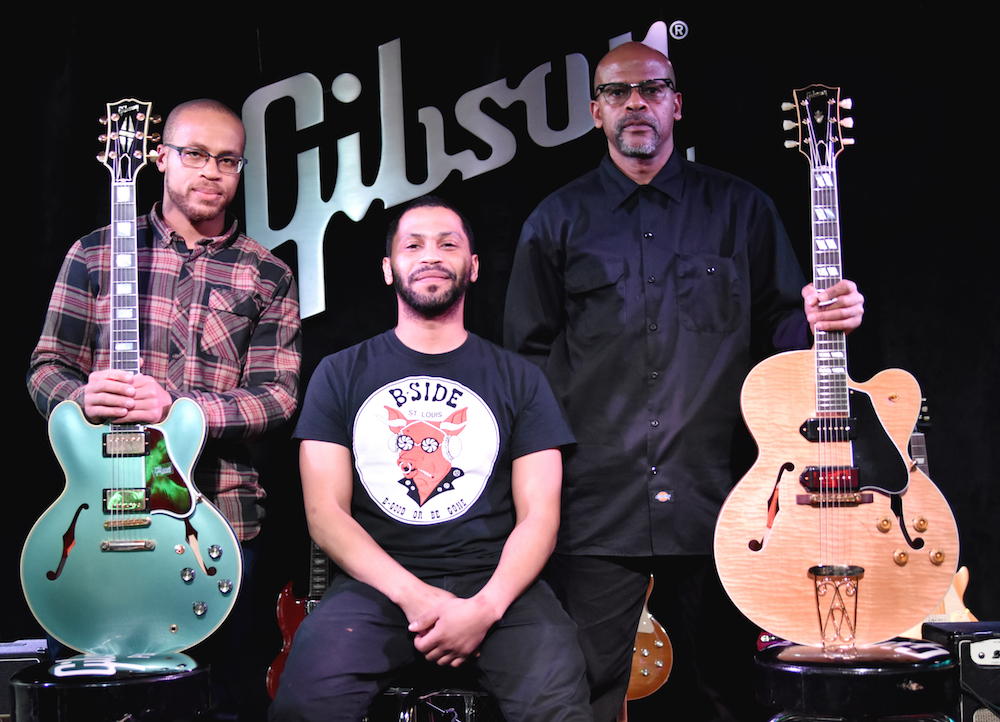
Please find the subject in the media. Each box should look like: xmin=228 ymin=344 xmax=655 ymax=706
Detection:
xmin=594 ymin=42 xmax=676 ymax=95
xmin=163 ymin=99 xmax=246 ymax=152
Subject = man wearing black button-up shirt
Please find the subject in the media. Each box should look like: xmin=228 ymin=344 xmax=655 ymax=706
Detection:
xmin=503 ymin=42 xmax=864 ymax=721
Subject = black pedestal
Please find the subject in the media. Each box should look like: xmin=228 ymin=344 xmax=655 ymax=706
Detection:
xmin=756 ymin=639 xmax=958 ymax=721
xmin=10 ymin=659 xmax=210 ymax=722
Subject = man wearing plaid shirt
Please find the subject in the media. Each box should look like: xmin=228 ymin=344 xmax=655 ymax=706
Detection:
xmin=26 ymin=99 xmax=301 ymax=718
xmin=28 ymin=98 xmax=301 ymax=542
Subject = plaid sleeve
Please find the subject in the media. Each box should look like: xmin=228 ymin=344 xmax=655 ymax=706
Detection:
xmin=27 ymin=236 xmax=106 ymax=417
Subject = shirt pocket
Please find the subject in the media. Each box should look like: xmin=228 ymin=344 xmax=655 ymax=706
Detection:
xmin=564 ymin=258 xmax=625 ymax=342
xmin=200 ymin=287 xmax=260 ymax=366
xmin=676 ymin=254 xmax=743 ymax=333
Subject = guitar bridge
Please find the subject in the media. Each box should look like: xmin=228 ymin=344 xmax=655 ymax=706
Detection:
xmin=104 ymin=517 xmax=152 ymax=530
xmin=796 ymin=492 xmax=874 ymax=507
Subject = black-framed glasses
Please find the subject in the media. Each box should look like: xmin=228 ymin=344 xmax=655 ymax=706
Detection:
xmin=164 ymin=144 xmax=247 ymax=174
xmin=594 ymin=79 xmax=676 ymax=105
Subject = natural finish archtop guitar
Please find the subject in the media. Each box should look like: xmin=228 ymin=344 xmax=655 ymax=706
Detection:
xmin=713 ymin=85 xmax=958 ymax=648
xmin=20 ymin=99 xmax=243 ymax=655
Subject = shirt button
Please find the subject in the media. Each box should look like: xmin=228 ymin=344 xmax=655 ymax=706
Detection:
xmin=649 ymin=323 xmax=658 ymax=331
xmin=651 ymin=371 xmax=659 ymax=379
xmin=651 ymin=420 xmax=659 ymax=427
xmin=707 ymin=267 xmax=716 ymax=274
xmin=651 ymin=466 xmax=657 ymax=474
xmin=643 ymin=232 xmax=653 ymax=239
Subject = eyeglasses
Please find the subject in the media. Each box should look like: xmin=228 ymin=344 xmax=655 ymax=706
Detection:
xmin=594 ymin=79 xmax=676 ymax=106
xmin=164 ymin=144 xmax=248 ymax=174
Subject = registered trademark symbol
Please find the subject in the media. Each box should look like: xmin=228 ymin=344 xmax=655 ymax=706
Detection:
xmin=670 ymin=21 xmax=689 ymax=40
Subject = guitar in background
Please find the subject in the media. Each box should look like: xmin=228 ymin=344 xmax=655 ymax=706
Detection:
xmin=20 ymin=99 xmax=243 ymax=656
xmin=267 ymin=541 xmax=331 ymax=698
xmin=714 ymin=85 xmax=959 ymax=648
xmin=902 ymin=402 xmax=976 ymax=636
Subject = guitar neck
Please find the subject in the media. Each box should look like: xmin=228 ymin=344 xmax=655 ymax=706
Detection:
xmin=811 ymin=161 xmax=849 ymax=417
xmin=110 ymin=179 xmax=141 ymax=375
xmin=306 ymin=541 xmax=330 ymax=601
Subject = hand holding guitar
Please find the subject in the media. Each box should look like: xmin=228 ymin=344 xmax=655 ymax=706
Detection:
xmin=802 ymin=279 xmax=865 ymax=334
xmin=84 ymin=367 xmax=172 ymax=424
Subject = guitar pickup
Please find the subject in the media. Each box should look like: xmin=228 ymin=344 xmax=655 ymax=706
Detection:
xmin=799 ymin=417 xmax=858 ymax=442
xmin=103 ymin=488 xmax=150 ymax=514
xmin=800 ymin=466 xmax=859 ymax=491
xmin=103 ymin=429 xmax=149 ymax=456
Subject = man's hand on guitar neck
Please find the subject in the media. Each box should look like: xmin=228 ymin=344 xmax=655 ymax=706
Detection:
xmin=83 ymin=368 xmax=173 ymax=425
xmin=802 ymin=279 xmax=865 ymax=335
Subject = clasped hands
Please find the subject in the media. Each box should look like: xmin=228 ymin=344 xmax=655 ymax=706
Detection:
xmin=83 ymin=368 xmax=173 ymax=425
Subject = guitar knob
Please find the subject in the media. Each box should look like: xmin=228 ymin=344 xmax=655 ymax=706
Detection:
xmin=929 ymin=549 xmax=946 ymax=566
xmin=218 ymin=579 xmax=234 ymax=595
xmin=208 ymin=545 xmax=223 ymax=560
xmin=193 ymin=601 xmax=208 ymax=617
xmin=180 ymin=567 xmax=195 ymax=583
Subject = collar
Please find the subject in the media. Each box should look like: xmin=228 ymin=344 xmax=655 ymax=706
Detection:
xmin=598 ymin=150 xmax=685 ymax=208
xmin=149 ymin=202 xmax=240 ymax=251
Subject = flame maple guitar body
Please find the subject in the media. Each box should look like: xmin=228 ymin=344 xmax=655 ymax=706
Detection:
xmin=714 ymin=350 xmax=958 ymax=646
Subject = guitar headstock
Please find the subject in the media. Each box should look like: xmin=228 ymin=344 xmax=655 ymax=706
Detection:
xmin=97 ymin=98 xmax=161 ymax=183
xmin=782 ymin=84 xmax=853 ymax=168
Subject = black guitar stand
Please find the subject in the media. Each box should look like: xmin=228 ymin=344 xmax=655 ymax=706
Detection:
xmin=9 ymin=653 xmax=210 ymax=721
xmin=756 ymin=639 xmax=958 ymax=721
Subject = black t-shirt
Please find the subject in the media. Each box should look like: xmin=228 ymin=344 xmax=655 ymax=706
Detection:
xmin=294 ymin=330 xmax=574 ymax=578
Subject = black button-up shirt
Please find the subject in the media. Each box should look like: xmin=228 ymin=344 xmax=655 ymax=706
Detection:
xmin=504 ymin=152 xmax=808 ymax=555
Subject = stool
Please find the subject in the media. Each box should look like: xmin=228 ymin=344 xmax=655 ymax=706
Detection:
xmin=756 ymin=639 xmax=958 ymax=721
xmin=9 ymin=655 xmax=210 ymax=721
xmin=364 ymin=660 xmax=505 ymax=722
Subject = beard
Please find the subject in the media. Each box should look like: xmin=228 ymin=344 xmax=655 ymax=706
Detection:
xmin=393 ymin=263 xmax=471 ymax=319
xmin=164 ymin=180 xmax=229 ymax=225
xmin=614 ymin=112 xmax=661 ymax=158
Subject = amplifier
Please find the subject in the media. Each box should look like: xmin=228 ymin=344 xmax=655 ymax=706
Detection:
xmin=1 ymin=640 xmax=47 ymax=717
xmin=923 ymin=622 xmax=999 ymax=722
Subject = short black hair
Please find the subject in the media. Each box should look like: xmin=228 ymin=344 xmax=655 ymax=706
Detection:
xmin=385 ymin=195 xmax=476 ymax=256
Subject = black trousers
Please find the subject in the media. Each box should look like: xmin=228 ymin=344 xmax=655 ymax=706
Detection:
xmin=269 ymin=571 xmax=593 ymax=722
xmin=544 ymin=554 xmax=770 ymax=722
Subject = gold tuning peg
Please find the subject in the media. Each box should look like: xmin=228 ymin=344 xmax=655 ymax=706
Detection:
xmin=147 ymin=149 xmax=159 ymax=160
xmin=150 ymin=114 xmax=162 ymax=125
xmin=99 ymin=115 xmax=109 ymax=126
xmin=98 ymin=133 xmax=108 ymax=143
xmin=148 ymin=132 xmax=162 ymax=143
xmin=96 ymin=151 xmax=108 ymax=163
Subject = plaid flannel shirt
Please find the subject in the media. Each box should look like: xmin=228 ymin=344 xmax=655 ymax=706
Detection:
xmin=28 ymin=205 xmax=302 ymax=540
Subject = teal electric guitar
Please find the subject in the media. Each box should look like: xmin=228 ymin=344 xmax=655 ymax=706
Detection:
xmin=20 ymin=99 xmax=243 ymax=655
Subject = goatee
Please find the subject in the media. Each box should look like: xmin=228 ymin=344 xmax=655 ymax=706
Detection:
xmin=614 ymin=112 xmax=660 ymax=158
xmin=394 ymin=265 xmax=470 ymax=319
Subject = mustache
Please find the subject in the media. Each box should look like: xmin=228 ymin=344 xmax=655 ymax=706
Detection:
xmin=408 ymin=265 xmax=458 ymax=283
xmin=615 ymin=112 xmax=660 ymax=134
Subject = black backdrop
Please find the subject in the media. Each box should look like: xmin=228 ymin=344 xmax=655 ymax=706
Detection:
xmin=9 ymin=5 xmax=997 ymax=717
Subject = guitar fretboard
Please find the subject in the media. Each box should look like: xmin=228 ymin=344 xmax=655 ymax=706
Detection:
xmin=110 ymin=180 xmax=140 ymax=376
xmin=805 ymin=92 xmax=849 ymax=420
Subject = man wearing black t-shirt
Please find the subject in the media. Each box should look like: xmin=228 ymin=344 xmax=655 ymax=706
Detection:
xmin=269 ymin=196 xmax=592 ymax=722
